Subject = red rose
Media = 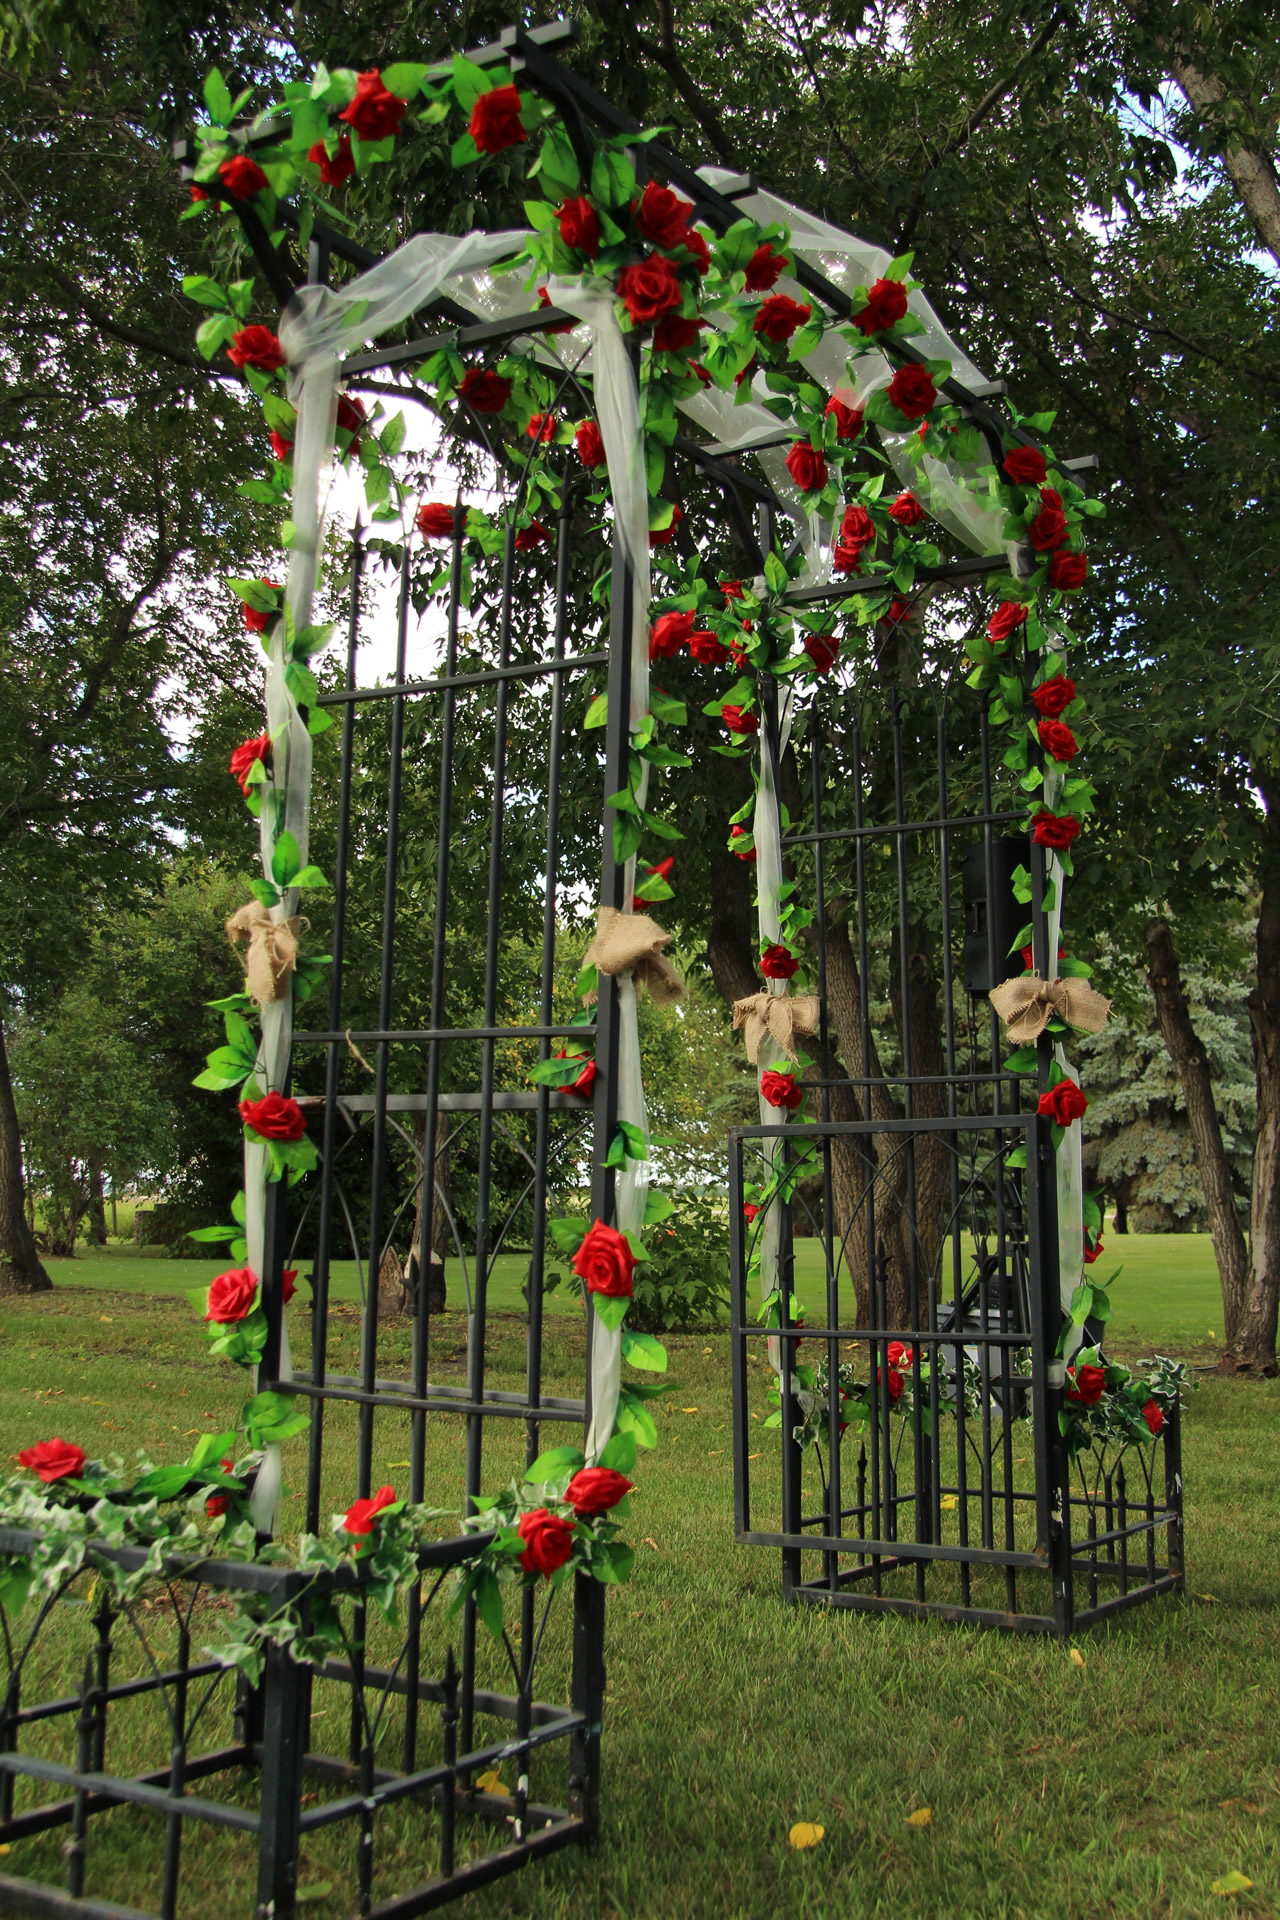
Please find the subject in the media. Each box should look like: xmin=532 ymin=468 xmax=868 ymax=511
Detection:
xmin=887 ymin=1341 xmax=914 ymax=1369
xmin=1141 ymin=1398 xmax=1164 ymax=1436
xmin=987 ymin=600 xmax=1028 ymax=643
xmin=17 ymin=1438 xmax=86 ymax=1483
xmin=230 ymin=731 xmax=271 ymax=794
xmin=888 ymin=490 xmax=924 ymax=527
xmin=1049 ymin=550 xmax=1088 ymax=591
xmin=649 ymin=504 xmax=684 ymax=548
xmin=804 ymin=632 xmax=838 ymax=673
xmin=526 ymin=411 xmax=556 ymax=443
xmin=636 ymin=180 xmax=693 ymax=251
xmin=886 ymin=364 xmax=937 ymax=421
xmin=554 ymin=1051 xmax=596 ymax=1099
xmin=650 ymin=609 xmax=694 ymax=660
xmin=1029 ymin=487 xmax=1069 ymax=551
xmin=744 ymin=242 xmax=788 ymax=291
xmin=308 ymin=134 xmax=354 ymax=186
xmin=339 ymin=71 xmax=407 ymax=143
xmin=644 ymin=857 xmax=675 ymax=884
xmin=785 ymin=442 xmax=828 ymax=493
xmin=344 ymin=1484 xmax=397 ymax=1538
xmin=1032 ymin=810 xmax=1080 ymax=851
xmin=281 ymin=1269 xmax=298 ymax=1304
xmin=1066 ymin=1364 xmax=1106 ymax=1405
xmin=832 ymin=542 xmax=864 ymax=574
xmin=470 ymin=83 xmax=525 ymax=154
xmin=458 ymin=368 xmax=512 ymax=414
xmin=721 ymin=579 xmax=743 ymax=600
xmin=688 ymin=360 xmax=713 ymax=385
xmin=335 ymin=394 xmax=366 ymax=456
xmin=537 ymin=285 xmax=576 ymax=334
xmin=217 ymin=155 xmax=268 ymax=200
xmin=743 ymin=1202 xmax=760 ymax=1223
xmin=241 ymin=580 xmax=282 ymax=635
xmin=564 ymin=1467 xmax=634 ymax=1517
xmin=760 ymin=944 xmax=799 ymax=980
xmin=517 ymin=1506 xmax=575 ymax=1577
xmin=1021 ymin=944 xmax=1035 ymax=971
xmin=883 ymin=598 xmax=911 ymax=627
xmin=1038 ymin=1078 xmax=1088 ymax=1127
xmin=840 ymin=504 xmax=875 ymax=549
xmin=722 ymin=704 xmax=758 ymax=736
xmin=205 ymin=1267 xmax=258 ymax=1324
xmin=1002 ymin=446 xmax=1047 ymax=486
xmin=571 ymin=1219 xmax=636 ymax=1299
xmin=417 ymin=501 xmax=467 ymax=540
xmin=617 ymin=256 xmax=683 ymax=326
xmin=239 ymin=1091 xmax=307 ymax=1142
xmin=683 ymin=228 xmax=711 ymax=276
xmin=559 ymin=195 xmax=599 ymax=257
xmin=190 ymin=185 xmax=207 ymax=203
xmin=754 ymin=294 xmax=811 ymax=343
xmin=653 ymin=313 xmax=702 ymax=353
xmin=227 ymin=325 xmax=285 ymax=373
xmin=759 ymin=1068 xmax=803 ymax=1111
xmin=731 ymin=825 xmax=756 ymax=863
xmin=881 ymin=1366 xmax=904 ymax=1402
xmin=515 ymin=520 xmax=550 ymax=551
xmin=269 ymin=429 xmax=293 ymax=461
xmin=825 ymin=396 xmax=864 ymax=440
xmin=853 ymin=275 xmax=909 ymax=335
xmin=1032 ymin=674 xmax=1076 ymax=718
xmin=1084 ymin=1235 xmax=1103 ymax=1266
xmin=575 ymin=420 xmax=606 ymax=469
xmin=206 ymin=1454 xmax=237 ymax=1517
xmin=688 ymin=629 xmax=730 ymax=664
xmin=1038 ymin=719 xmax=1078 ymax=762
xmin=734 ymin=355 xmax=758 ymax=388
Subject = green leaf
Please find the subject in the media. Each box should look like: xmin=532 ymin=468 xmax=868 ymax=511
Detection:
xmin=187 ymin=1430 xmax=239 ymax=1471
xmin=614 ymin=1394 xmax=658 ymax=1449
xmin=183 ymin=273 xmax=229 ymax=309
xmin=203 ymin=68 xmax=234 ymax=125
xmin=584 ymin=692 xmax=608 ymax=730
xmin=549 ymin=1217 xmax=586 ymax=1255
xmin=642 ymin=1190 xmax=675 ymax=1226
xmin=622 ymin=1331 xmax=667 ymax=1373
xmin=271 ymin=829 xmax=302 ymax=888
xmin=526 ymin=1445 xmax=585 ymax=1483
xmin=196 ymin=313 xmax=238 ymax=360
xmin=599 ymin=1428 xmax=638 ymax=1473
xmin=380 ymin=62 xmax=429 ymax=98
xmin=293 ymin=864 xmax=329 ymax=890
xmin=450 ymin=54 xmax=493 ymax=111
xmin=129 ymin=1465 xmax=196 ymax=1502
xmin=593 ymin=1294 xmax=629 ymax=1333
xmin=649 ymin=687 xmax=686 ymax=726
xmin=474 ymin=1566 xmax=505 ymax=1642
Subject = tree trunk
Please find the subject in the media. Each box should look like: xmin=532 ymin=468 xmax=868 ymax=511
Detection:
xmin=1238 ymin=782 xmax=1280 ymax=1372
xmin=0 ymin=1018 xmax=51 ymax=1294
xmin=704 ymin=838 xmax=762 ymax=1006
xmin=410 ymin=1109 xmax=450 ymax=1313
xmin=1146 ymin=918 xmax=1252 ymax=1364
xmin=1164 ymin=56 xmax=1280 ymax=268
xmin=87 ymin=1165 xmax=108 ymax=1246
xmin=889 ymin=911 xmax=950 ymax=1302
xmin=1112 ymin=1182 xmax=1130 ymax=1235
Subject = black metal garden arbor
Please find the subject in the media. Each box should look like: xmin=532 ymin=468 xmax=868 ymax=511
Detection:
xmin=0 ymin=19 xmax=1185 ymax=1920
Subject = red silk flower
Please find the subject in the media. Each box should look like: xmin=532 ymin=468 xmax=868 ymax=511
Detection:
xmin=205 ymin=1267 xmax=258 ymax=1324
xmin=987 ymin=601 xmax=1028 ymax=643
xmin=518 ymin=1507 xmax=575 ymax=1576
xmin=1038 ymin=719 xmax=1078 ymax=762
xmin=239 ymin=1091 xmax=307 ymax=1142
xmin=515 ymin=520 xmax=550 ymax=551
xmin=785 ymin=442 xmax=828 ymax=492
xmin=564 ymin=1467 xmax=633 ymax=1516
xmin=571 ymin=1220 xmax=636 ymax=1299
xmin=1028 ymin=487 xmax=1069 ymax=551
xmin=1049 ymin=550 xmax=1088 ymax=590
xmin=416 ymin=502 xmax=467 ymax=540
xmin=689 ymin=629 xmax=730 ymax=665
xmin=1031 ymin=674 xmax=1076 ymax=718
xmin=650 ymin=609 xmax=694 ymax=660
xmin=344 ymin=1484 xmax=397 ymax=1537
xmin=18 ymin=1438 xmax=86 ymax=1482
xmin=217 ymin=155 xmax=268 ymax=200
xmin=825 ymin=395 xmax=864 ymax=439
xmin=470 ymin=84 xmax=525 ymax=154
xmin=721 ymin=705 xmax=758 ymax=736
xmin=617 ymin=256 xmax=683 ymax=326
xmin=230 ymin=731 xmax=271 ymax=794
xmin=760 ymin=944 xmax=800 ymax=980
xmin=754 ymin=294 xmax=812 ymax=343
xmin=1032 ymin=810 xmax=1080 ymax=851
xmin=1038 ymin=1078 xmax=1088 ymax=1127
xmin=745 ymin=243 xmax=788 ymax=291
xmin=575 ymin=420 xmax=606 ymax=469
xmin=458 ymin=368 xmax=511 ymax=413
xmin=308 ymin=134 xmax=354 ymax=185
xmin=759 ymin=1069 xmax=803 ymax=1111
xmin=339 ymin=71 xmax=408 ymax=142
xmin=649 ymin=504 xmax=684 ymax=548
xmin=559 ymin=196 xmax=599 ymax=256
xmin=888 ymin=491 xmax=924 ymax=527
xmin=241 ymin=580 xmax=282 ymax=635
xmin=636 ymin=180 xmax=693 ymax=250
xmin=1066 ymin=1364 xmax=1106 ymax=1405
xmin=1003 ymin=445 xmax=1046 ymax=486
xmin=526 ymin=411 xmax=556 ymax=443
xmin=853 ymin=276 xmax=909 ymax=335
xmin=653 ymin=313 xmax=702 ymax=353
xmin=227 ymin=326 xmax=285 ymax=373
xmin=804 ymin=632 xmax=838 ymax=673
xmin=886 ymin=364 xmax=936 ymax=421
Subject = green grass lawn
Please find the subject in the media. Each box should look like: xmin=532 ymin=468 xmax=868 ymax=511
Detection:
xmin=2 ymin=1235 xmax=1277 ymax=1918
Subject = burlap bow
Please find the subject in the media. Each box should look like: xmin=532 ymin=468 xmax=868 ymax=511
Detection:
xmin=988 ymin=969 xmax=1111 ymax=1045
xmin=226 ymin=902 xmax=307 ymax=1007
xmin=732 ymin=990 xmax=822 ymax=1063
xmin=583 ymin=906 xmax=684 ymax=1005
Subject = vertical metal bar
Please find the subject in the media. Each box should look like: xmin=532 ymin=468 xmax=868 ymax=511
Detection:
xmin=1164 ymin=1401 xmax=1184 ymax=1588
xmin=568 ymin=1572 xmax=606 ymax=1841
xmin=255 ymin=1619 xmax=306 ymax=1920
xmin=306 ymin=524 xmax=363 ymax=1535
xmin=729 ymin=1133 xmax=750 ymax=1537
xmin=355 ymin=542 xmax=412 ymax=1499
xmin=160 ymin=1616 xmax=189 ymax=1920
xmin=67 ymin=1657 xmax=93 ymax=1900
xmin=1026 ymin=1096 xmax=1071 ymax=1637
xmin=1118 ymin=1463 xmax=1129 ymax=1597
xmin=91 ymin=1591 xmax=112 ymax=1773
xmin=0 ymin=1672 xmax=18 ymax=1823
xmin=440 ymin=1647 xmax=458 ymax=1878
xmin=811 ymin=722 xmax=841 ymax=1591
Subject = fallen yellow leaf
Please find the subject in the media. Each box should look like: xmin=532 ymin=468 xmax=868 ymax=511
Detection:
xmin=748 ymin=1452 xmax=761 ymax=1460
xmin=474 ymin=1770 xmax=510 ymax=1798
xmin=789 ymin=1822 xmax=824 ymax=1849
xmin=906 ymin=1807 xmax=932 ymax=1827
xmin=1198 ymin=1593 xmax=1220 ymax=1604
xmin=1208 ymin=1329 xmax=1217 ymax=1339
xmin=940 ymin=1495 xmax=958 ymax=1511
xmin=1210 ymin=1871 xmax=1253 ymax=1895
xmin=386 ymin=1460 xmax=411 ymax=1469
xmin=642 ymin=1537 xmax=661 ymax=1552
xmin=0 ymin=1843 xmax=9 ymax=1855
xmin=681 ymin=1407 xmax=699 ymax=1413
xmin=1070 ymin=1648 xmax=1086 ymax=1668
xmin=99 ymin=1315 xmax=113 ymax=1323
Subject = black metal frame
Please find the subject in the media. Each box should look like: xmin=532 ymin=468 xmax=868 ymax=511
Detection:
xmin=727 ymin=682 xmax=1184 ymax=1635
